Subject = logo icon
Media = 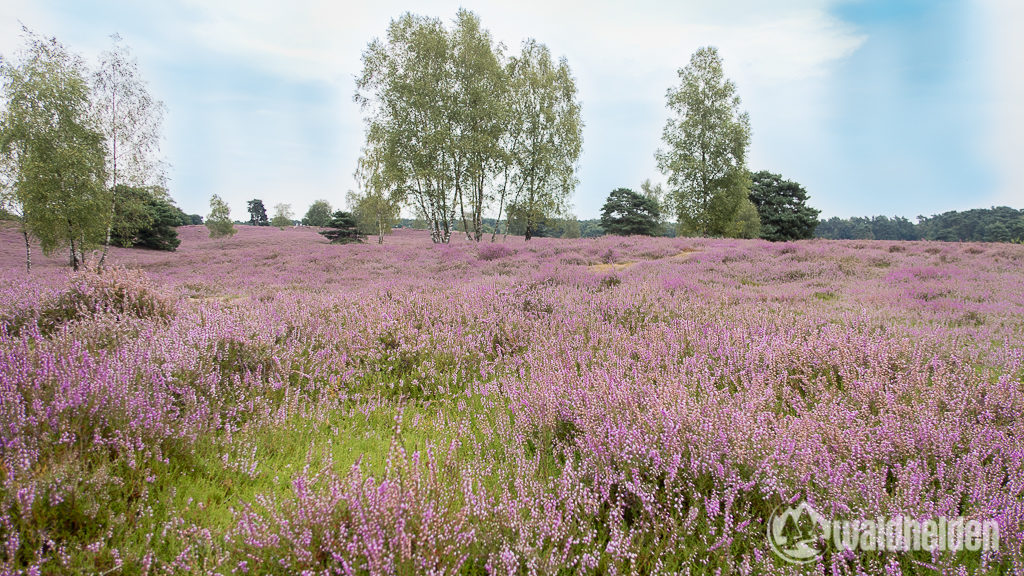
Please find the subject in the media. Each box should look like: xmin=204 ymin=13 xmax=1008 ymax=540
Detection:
xmin=767 ymin=502 xmax=829 ymax=564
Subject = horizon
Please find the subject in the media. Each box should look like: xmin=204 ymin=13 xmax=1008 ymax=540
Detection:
xmin=2 ymin=0 xmax=1021 ymax=221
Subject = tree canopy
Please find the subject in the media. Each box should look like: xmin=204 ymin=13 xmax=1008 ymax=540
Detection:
xmin=110 ymin=185 xmax=181 ymax=251
xmin=0 ymin=29 xmax=109 ymax=270
xmin=748 ymin=171 xmax=819 ymax=241
xmin=270 ymin=203 xmax=294 ymax=228
xmin=206 ymin=194 xmax=235 ymax=239
xmin=503 ymin=39 xmax=582 ymax=241
xmin=247 ymin=199 xmax=269 ymax=226
xmin=355 ymin=10 xmax=581 ymax=243
xmin=600 ymin=188 xmax=661 ymax=236
xmin=302 ymin=200 xmax=333 ymax=227
xmin=817 ymin=208 xmax=1024 ymax=243
xmin=656 ymin=47 xmax=751 ymax=237
xmin=319 ymin=210 xmax=365 ymax=244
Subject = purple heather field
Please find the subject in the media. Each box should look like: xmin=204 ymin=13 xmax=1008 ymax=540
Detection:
xmin=1 ymin=223 xmax=1023 ymax=574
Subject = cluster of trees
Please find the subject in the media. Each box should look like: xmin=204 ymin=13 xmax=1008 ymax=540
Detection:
xmin=354 ymin=10 xmax=582 ymax=243
xmin=0 ymin=29 xmax=174 ymax=271
xmin=595 ymin=170 xmax=819 ymax=241
xmin=397 ymin=214 xmax=591 ymax=239
xmin=243 ymin=199 xmax=297 ymax=228
xmin=240 ymin=196 xmax=394 ymax=244
xmin=817 ymin=207 xmax=1024 ymax=243
xmin=594 ymin=48 xmax=820 ymax=242
xmin=815 ymin=216 xmax=918 ymax=241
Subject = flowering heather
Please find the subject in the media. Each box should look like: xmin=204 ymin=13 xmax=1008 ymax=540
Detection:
xmin=1 ymin=222 xmax=1023 ymax=574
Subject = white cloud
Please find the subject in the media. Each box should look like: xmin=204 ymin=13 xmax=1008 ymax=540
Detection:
xmin=176 ymin=0 xmax=864 ymax=87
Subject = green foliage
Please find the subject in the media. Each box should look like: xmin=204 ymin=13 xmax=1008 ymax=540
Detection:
xmin=270 ymin=203 xmax=293 ymax=229
xmin=319 ymin=210 xmax=365 ymax=244
xmin=816 ymin=207 xmax=1024 ymax=243
xmin=355 ymin=11 xmax=581 ymax=243
xmin=0 ymin=28 xmax=110 ymax=269
xmin=93 ymin=34 xmax=167 ymax=267
xmin=111 ymin=185 xmax=180 ymax=250
xmin=349 ymin=190 xmax=399 ymax=243
xmin=639 ymin=178 xmax=672 ymax=235
xmin=560 ymin=217 xmax=581 ymax=239
xmin=656 ymin=46 xmax=751 ymax=237
xmin=816 ymin=216 xmax=880 ymax=240
xmin=748 ymin=170 xmax=819 ymax=241
xmin=349 ymin=142 xmax=402 ymax=244
xmin=133 ymin=196 xmax=181 ymax=251
xmin=247 ymin=199 xmax=268 ymax=226
xmin=815 ymin=215 xmax=918 ymax=241
xmin=504 ymin=206 xmax=579 ymax=239
xmin=110 ymin=185 xmax=151 ymax=246
xmin=206 ymin=194 xmax=235 ymax=239
xmin=165 ymin=204 xmax=202 ymax=227
xmin=600 ymin=188 xmax=662 ymax=236
xmin=504 ymin=39 xmax=583 ymax=241
xmin=730 ymin=197 xmax=762 ymax=239
xmin=580 ymin=220 xmax=606 ymax=238
xmin=302 ymin=199 xmax=332 ymax=227
xmin=917 ymin=207 xmax=1024 ymax=242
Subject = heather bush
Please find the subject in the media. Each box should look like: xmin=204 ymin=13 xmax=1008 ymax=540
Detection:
xmin=477 ymin=242 xmax=514 ymax=261
xmin=1 ymin=227 xmax=1023 ymax=574
xmin=2 ymin=267 xmax=175 ymax=337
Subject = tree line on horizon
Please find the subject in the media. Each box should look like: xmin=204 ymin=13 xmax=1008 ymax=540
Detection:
xmin=816 ymin=206 xmax=1024 ymax=243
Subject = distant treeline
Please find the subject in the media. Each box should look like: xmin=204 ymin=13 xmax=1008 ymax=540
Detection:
xmin=398 ymin=206 xmax=1024 ymax=244
xmin=816 ymin=207 xmax=1024 ymax=243
xmin=398 ymin=217 xmax=614 ymax=239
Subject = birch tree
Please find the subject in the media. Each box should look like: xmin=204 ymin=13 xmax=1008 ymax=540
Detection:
xmin=270 ymin=203 xmax=294 ymax=228
xmin=349 ymin=139 xmax=402 ymax=244
xmin=450 ymin=10 xmax=506 ymax=242
xmin=656 ymin=46 xmax=751 ymax=237
xmin=206 ymin=194 xmax=235 ymax=239
xmin=356 ymin=13 xmax=457 ymax=243
xmin=0 ymin=145 xmax=33 ymax=271
xmin=93 ymin=34 xmax=166 ymax=267
xmin=504 ymin=39 xmax=582 ymax=241
xmin=0 ymin=29 xmax=108 ymax=271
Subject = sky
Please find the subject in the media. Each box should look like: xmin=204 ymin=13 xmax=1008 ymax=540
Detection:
xmin=1 ymin=0 xmax=1022 ymax=221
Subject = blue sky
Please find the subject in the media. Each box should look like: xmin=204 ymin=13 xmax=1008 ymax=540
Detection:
xmin=2 ymin=0 xmax=1021 ymax=221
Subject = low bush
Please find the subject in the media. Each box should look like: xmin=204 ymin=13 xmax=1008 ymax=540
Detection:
xmin=20 ymin=268 xmax=176 ymax=336
xmin=477 ymin=243 xmax=514 ymax=261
